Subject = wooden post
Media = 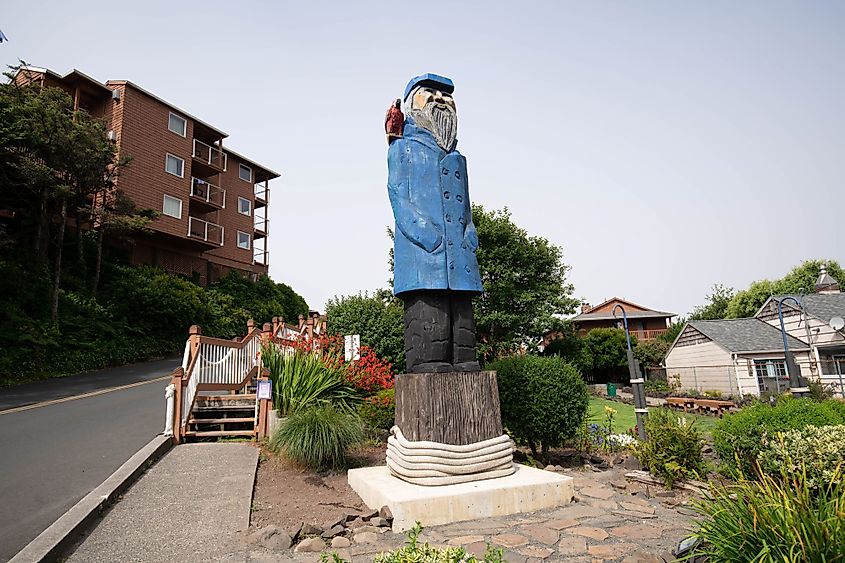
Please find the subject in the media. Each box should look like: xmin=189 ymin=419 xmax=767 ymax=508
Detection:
xmin=394 ymin=371 xmax=504 ymax=446
xmin=171 ymin=368 xmax=184 ymax=444
xmin=272 ymin=316 xmax=280 ymax=336
xmin=256 ymin=370 xmax=271 ymax=440
xmin=246 ymin=319 xmax=256 ymax=335
xmin=188 ymin=324 xmax=202 ymax=359
xmin=262 ymin=322 xmax=272 ymax=345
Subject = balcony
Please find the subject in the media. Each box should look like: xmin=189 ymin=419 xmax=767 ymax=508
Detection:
xmin=254 ymin=183 xmax=268 ymax=207
xmin=187 ymin=216 xmax=224 ymax=246
xmin=254 ymin=248 xmax=269 ymax=266
xmin=190 ymin=177 xmax=226 ymax=209
xmin=192 ymin=139 xmax=227 ymax=172
xmin=627 ymin=328 xmax=668 ymax=341
xmin=254 ymin=208 xmax=268 ymax=238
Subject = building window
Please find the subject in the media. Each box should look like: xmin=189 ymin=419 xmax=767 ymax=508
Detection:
xmin=237 ymin=231 xmax=251 ymax=250
xmin=754 ymin=359 xmax=789 ymax=395
xmin=162 ymin=195 xmax=182 ymax=219
xmin=237 ymin=196 xmax=251 ymax=216
xmin=165 ymin=154 xmax=184 ymax=178
xmin=239 ymin=163 xmax=252 ymax=182
xmin=168 ymin=112 xmax=186 ymax=137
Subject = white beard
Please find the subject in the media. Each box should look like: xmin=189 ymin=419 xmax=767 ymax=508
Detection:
xmin=409 ymin=103 xmax=457 ymax=152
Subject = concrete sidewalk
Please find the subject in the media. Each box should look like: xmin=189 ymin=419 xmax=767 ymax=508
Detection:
xmin=66 ymin=443 xmax=259 ymax=563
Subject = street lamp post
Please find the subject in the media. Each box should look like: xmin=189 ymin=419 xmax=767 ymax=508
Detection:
xmin=613 ymin=304 xmax=648 ymax=440
xmin=775 ymin=296 xmax=809 ymax=398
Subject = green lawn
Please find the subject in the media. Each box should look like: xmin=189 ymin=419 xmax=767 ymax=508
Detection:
xmin=588 ymin=396 xmax=719 ymax=436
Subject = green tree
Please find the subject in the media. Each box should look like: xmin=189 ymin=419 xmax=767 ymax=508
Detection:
xmin=325 ymin=290 xmax=405 ymax=372
xmin=634 ymin=338 xmax=671 ymax=367
xmin=211 ymin=271 xmax=308 ymax=326
xmin=577 ymin=328 xmax=633 ymax=380
xmin=472 ymin=205 xmax=578 ymax=362
xmin=725 ymin=260 xmax=844 ymax=319
xmin=689 ymin=284 xmax=735 ymax=320
xmin=658 ymin=319 xmax=686 ymax=344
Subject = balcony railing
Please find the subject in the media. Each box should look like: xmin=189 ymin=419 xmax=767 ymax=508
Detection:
xmin=627 ymin=328 xmax=668 ymax=341
xmin=254 ymin=209 xmax=268 ymax=235
xmin=254 ymin=248 xmax=269 ymax=266
xmin=254 ymin=183 xmax=268 ymax=205
xmin=187 ymin=216 xmax=224 ymax=246
xmin=190 ymin=177 xmax=226 ymax=208
xmin=192 ymin=139 xmax=227 ymax=171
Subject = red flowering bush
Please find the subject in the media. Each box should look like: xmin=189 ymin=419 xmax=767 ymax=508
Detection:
xmin=347 ymin=346 xmax=394 ymax=393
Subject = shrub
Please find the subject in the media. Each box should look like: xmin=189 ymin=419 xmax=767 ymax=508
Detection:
xmin=713 ymin=397 xmax=845 ymax=475
xmin=693 ymin=465 xmax=845 ymax=562
xmin=757 ymin=425 xmax=845 ymax=491
xmin=358 ymin=388 xmax=395 ymax=431
xmin=702 ymin=389 xmax=722 ymax=398
xmin=491 ymin=355 xmax=589 ymax=458
xmin=644 ymin=379 xmax=671 ymax=395
xmin=270 ymin=404 xmax=363 ymax=469
xmin=347 ymin=346 xmax=394 ymax=393
xmin=632 ymin=408 xmax=706 ymax=487
xmin=372 ymin=522 xmax=503 ymax=563
xmin=262 ymin=344 xmax=360 ymax=416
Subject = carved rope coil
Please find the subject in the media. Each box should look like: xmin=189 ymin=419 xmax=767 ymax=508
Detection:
xmin=386 ymin=426 xmax=515 ymax=486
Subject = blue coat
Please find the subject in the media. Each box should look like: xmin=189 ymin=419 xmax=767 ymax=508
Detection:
xmin=388 ymin=119 xmax=483 ymax=296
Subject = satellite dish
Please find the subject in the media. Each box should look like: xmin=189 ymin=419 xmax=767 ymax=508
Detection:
xmin=830 ymin=316 xmax=845 ymax=331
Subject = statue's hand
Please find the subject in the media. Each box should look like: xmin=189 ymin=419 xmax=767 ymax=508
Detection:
xmin=411 ymin=216 xmax=443 ymax=252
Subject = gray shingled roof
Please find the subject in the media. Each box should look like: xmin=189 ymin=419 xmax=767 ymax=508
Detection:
xmin=689 ymin=318 xmax=809 ymax=353
xmin=763 ymin=293 xmax=845 ymax=324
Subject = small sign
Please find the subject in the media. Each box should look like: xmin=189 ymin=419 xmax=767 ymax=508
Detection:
xmin=344 ymin=334 xmax=360 ymax=362
xmin=257 ymin=379 xmax=272 ymax=400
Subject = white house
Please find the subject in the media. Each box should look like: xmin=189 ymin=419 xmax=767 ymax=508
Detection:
xmin=664 ymin=267 xmax=844 ymax=397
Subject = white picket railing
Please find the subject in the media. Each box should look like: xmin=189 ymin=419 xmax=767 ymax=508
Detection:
xmin=180 ymin=332 xmax=263 ymax=428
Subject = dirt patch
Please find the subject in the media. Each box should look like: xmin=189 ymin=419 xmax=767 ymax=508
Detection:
xmin=251 ymin=444 xmax=386 ymax=532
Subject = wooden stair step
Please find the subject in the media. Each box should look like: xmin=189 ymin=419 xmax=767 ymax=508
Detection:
xmin=193 ymin=404 xmax=255 ymax=411
xmin=197 ymin=394 xmax=256 ymax=401
xmin=188 ymin=417 xmax=255 ymax=424
xmin=184 ymin=430 xmax=256 ymax=438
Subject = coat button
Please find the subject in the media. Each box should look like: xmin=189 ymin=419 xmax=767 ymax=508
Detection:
xmin=447 ymin=239 xmax=453 ymax=246
xmin=445 ymin=214 xmax=452 ymax=223
xmin=458 ymin=216 xmax=466 ymax=225
xmin=461 ymin=241 xmax=467 ymax=249
xmin=456 ymin=194 xmax=463 ymax=203
xmin=465 ymin=265 xmax=472 ymax=273
xmin=455 ymin=170 xmax=461 ymax=179
xmin=442 ymin=167 xmax=449 ymax=175
xmin=443 ymin=191 xmax=450 ymax=199
xmin=449 ymin=261 xmax=455 ymax=270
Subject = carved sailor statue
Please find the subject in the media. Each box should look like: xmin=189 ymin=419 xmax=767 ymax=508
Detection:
xmin=387 ymin=73 xmax=483 ymax=374
xmin=384 ymin=74 xmax=513 ymax=486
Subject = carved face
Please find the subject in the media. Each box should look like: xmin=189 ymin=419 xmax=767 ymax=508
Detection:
xmin=411 ymin=87 xmax=457 ymax=113
xmin=408 ymin=87 xmax=458 ymax=152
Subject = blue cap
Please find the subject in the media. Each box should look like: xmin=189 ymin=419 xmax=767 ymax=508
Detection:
xmin=403 ymin=73 xmax=454 ymax=101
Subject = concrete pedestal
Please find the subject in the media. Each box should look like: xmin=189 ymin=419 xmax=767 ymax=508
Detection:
xmin=348 ymin=464 xmax=574 ymax=532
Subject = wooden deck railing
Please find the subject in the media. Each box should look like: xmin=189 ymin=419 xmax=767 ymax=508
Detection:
xmin=627 ymin=328 xmax=668 ymax=341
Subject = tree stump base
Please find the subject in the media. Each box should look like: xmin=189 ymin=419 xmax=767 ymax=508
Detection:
xmin=388 ymin=371 xmax=514 ymax=486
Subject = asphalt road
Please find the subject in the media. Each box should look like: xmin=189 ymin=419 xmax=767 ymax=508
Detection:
xmin=0 ymin=357 xmax=181 ymax=562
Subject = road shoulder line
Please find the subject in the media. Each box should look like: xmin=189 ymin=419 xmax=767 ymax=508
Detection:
xmin=9 ymin=434 xmax=173 ymax=563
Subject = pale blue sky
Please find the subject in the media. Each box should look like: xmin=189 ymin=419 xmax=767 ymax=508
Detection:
xmin=4 ymin=1 xmax=843 ymax=317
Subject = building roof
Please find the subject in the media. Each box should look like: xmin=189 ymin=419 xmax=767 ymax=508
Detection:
xmin=756 ymin=293 xmax=845 ymax=324
xmin=688 ymin=318 xmax=809 ymax=353
xmin=573 ymin=297 xmax=675 ymax=322
xmin=225 ymin=146 xmax=281 ymax=180
xmin=573 ymin=310 xmax=675 ymax=322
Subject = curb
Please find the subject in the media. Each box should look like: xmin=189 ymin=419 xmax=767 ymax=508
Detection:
xmin=10 ymin=434 xmax=173 ymax=563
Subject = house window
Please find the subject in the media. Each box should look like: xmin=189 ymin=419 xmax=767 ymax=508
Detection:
xmin=237 ymin=231 xmax=250 ymax=250
xmin=168 ymin=112 xmax=186 ymax=137
xmin=162 ymin=195 xmax=182 ymax=219
xmin=239 ymin=164 xmax=252 ymax=182
xmin=754 ymin=359 xmax=789 ymax=394
xmin=237 ymin=196 xmax=251 ymax=216
xmin=165 ymin=154 xmax=184 ymax=178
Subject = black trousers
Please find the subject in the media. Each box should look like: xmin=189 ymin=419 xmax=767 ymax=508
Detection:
xmin=402 ymin=290 xmax=480 ymax=373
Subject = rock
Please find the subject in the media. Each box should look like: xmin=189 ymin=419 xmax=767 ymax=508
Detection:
xmin=321 ymin=525 xmax=345 ymax=539
xmin=519 ymin=523 xmax=559 ymax=545
xmin=609 ymin=524 xmax=662 ymax=540
xmin=331 ymin=536 xmax=351 ymax=548
xmin=348 ymin=517 xmax=366 ymax=529
xmin=324 ymin=516 xmax=346 ymax=530
xmin=546 ymin=518 xmax=579 ymax=530
xmin=613 ymin=455 xmax=626 ymax=465
xmin=655 ymin=490 xmax=676 ymax=498
xmin=379 ymin=505 xmax=393 ymax=520
xmin=610 ymin=479 xmax=628 ymax=490
xmin=588 ymin=543 xmax=640 ymax=558
xmin=300 ymin=523 xmax=322 ymax=536
xmin=289 ymin=522 xmax=302 ymax=543
xmin=354 ymin=525 xmax=381 ymax=534
xmin=264 ymin=531 xmax=293 ymax=550
xmin=447 ymin=535 xmax=485 ymax=546
xmin=362 ymin=509 xmax=379 ymax=520
xmin=294 ymin=536 xmax=325 ymax=552
xmin=247 ymin=526 xmax=279 ymax=545
xmin=620 ymin=501 xmax=656 ymax=515
xmin=554 ymin=465 xmax=565 ymax=471
xmin=370 ymin=517 xmax=390 ymax=528
xmin=355 ymin=531 xmax=379 ymax=544
xmin=580 ymin=486 xmax=615 ymax=500
xmin=517 ymin=546 xmax=554 ymax=558
xmin=557 ymin=536 xmax=587 ymax=556
xmin=544 ymin=464 xmax=556 ymax=472
xmin=491 ymin=534 xmax=529 ymax=548
xmin=567 ymin=527 xmax=609 ymax=541
xmin=621 ymin=551 xmax=664 ymax=563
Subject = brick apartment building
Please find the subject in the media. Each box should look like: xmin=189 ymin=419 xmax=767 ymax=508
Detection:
xmin=15 ymin=66 xmax=278 ymax=284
